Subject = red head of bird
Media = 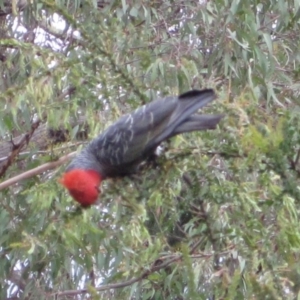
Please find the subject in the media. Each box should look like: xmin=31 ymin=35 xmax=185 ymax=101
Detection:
xmin=60 ymin=169 xmax=102 ymax=207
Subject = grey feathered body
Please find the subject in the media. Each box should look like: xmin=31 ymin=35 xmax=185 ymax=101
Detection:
xmin=66 ymin=89 xmax=223 ymax=177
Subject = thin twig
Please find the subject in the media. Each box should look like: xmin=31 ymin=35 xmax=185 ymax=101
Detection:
xmin=53 ymin=247 xmax=233 ymax=298
xmin=53 ymin=255 xmax=181 ymax=297
xmin=294 ymin=148 xmax=300 ymax=167
xmin=0 ymin=142 xmax=85 ymax=162
xmin=0 ymin=120 xmax=41 ymax=178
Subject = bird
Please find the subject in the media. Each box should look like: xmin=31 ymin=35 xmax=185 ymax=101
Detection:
xmin=60 ymin=89 xmax=223 ymax=207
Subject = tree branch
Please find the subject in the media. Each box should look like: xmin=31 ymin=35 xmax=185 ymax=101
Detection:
xmin=0 ymin=152 xmax=76 ymax=190
xmin=52 ymin=256 xmax=180 ymax=297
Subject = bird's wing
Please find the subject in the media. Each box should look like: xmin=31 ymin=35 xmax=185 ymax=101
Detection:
xmin=91 ymin=89 xmax=216 ymax=167
xmin=91 ymin=95 xmax=177 ymax=166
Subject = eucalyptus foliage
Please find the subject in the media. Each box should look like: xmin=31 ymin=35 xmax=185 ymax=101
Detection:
xmin=1 ymin=0 xmax=300 ymax=299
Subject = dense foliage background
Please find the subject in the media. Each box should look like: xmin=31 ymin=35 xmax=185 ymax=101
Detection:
xmin=1 ymin=0 xmax=300 ymax=299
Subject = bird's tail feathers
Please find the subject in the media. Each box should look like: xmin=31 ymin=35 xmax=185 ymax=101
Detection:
xmin=172 ymin=114 xmax=224 ymax=135
xmin=169 ymin=89 xmax=216 ymax=128
xmin=148 ymin=89 xmax=221 ymax=150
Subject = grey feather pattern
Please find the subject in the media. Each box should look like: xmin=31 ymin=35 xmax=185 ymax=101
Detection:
xmin=66 ymin=89 xmax=223 ymax=177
